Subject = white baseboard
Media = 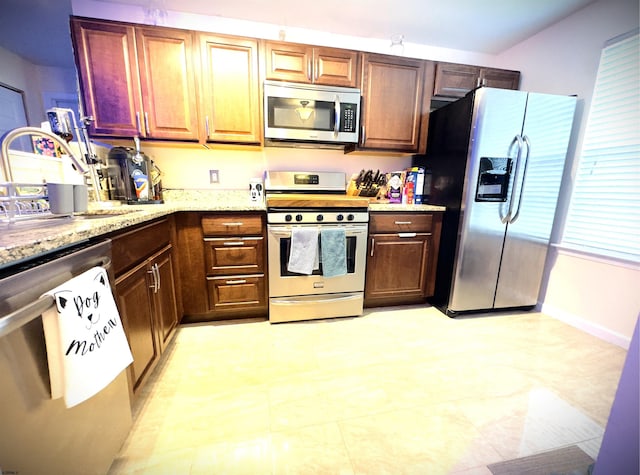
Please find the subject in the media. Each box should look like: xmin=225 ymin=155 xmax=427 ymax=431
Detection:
xmin=540 ymin=303 xmax=631 ymax=349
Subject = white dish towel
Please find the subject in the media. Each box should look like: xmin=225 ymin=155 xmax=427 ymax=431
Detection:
xmin=287 ymin=227 xmax=319 ymax=275
xmin=42 ymin=266 xmax=133 ymax=408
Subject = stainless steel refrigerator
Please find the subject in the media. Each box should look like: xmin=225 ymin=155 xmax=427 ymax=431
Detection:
xmin=414 ymin=87 xmax=577 ymax=316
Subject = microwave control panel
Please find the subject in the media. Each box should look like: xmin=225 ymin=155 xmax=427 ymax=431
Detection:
xmin=340 ymin=104 xmax=358 ymax=133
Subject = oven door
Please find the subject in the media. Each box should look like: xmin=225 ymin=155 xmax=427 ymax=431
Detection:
xmin=267 ymin=223 xmax=367 ymax=298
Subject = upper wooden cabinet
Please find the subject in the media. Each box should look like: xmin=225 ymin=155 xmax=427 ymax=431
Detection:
xmin=135 ymin=26 xmax=199 ymax=140
xmin=359 ymin=54 xmax=434 ymax=153
xmin=198 ymin=33 xmax=261 ymax=144
xmin=433 ymin=62 xmax=520 ymax=99
xmin=71 ymin=18 xmax=199 ymax=140
xmin=263 ymin=41 xmax=360 ymax=88
xmin=71 ymin=19 xmax=142 ymax=137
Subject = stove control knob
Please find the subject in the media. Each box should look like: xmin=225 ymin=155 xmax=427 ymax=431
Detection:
xmin=316 ymin=214 xmax=324 ymax=222
xmin=347 ymin=214 xmax=355 ymax=221
xmin=295 ymin=214 xmax=303 ymax=222
xmin=337 ymin=214 xmax=344 ymax=221
xmin=285 ymin=214 xmax=293 ymax=222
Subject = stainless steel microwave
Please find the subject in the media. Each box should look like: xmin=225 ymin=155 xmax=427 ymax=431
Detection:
xmin=264 ymin=80 xmax=361 ymax=145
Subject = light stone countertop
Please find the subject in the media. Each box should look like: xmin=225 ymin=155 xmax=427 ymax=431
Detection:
xmin=0 ymin=190 xmax=444 ymax=269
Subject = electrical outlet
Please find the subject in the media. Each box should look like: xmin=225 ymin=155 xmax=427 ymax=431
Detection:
xmin=209 ymin=169 xmax=219 ymax=184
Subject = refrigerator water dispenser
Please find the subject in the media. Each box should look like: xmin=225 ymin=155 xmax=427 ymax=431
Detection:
xmin=475 ymin=157 xmax=512 ymax=202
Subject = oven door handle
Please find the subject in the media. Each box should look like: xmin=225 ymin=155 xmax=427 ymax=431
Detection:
xmin=273 ymin=294 xmax=361 ymax=305
xmin=269 ymin=228 xmax=367 ymax=238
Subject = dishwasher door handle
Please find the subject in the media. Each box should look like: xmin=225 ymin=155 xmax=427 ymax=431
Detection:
xmin=0 ymin=256 xmax=112 ymax=339
xmin=0 ymin=295 xmax=55 ymax=338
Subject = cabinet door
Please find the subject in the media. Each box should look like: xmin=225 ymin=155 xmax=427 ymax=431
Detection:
xmin=433 ymin=62 xmax=479 ymax=98
xmin=71 ymin=19 xmax=143 ymax=137
xmin=135 ymin=26 xmax=199 ymax=140
xmin=365 ymin=233 xmax=431 ymax=301
xmin=360 ymin=54 xmax=427 ymax=152
xmin=115 ymin=262 xmax=158 ymax=393
xmin=313 ymin=47 xmax=359 ymax=87
xmin=264 ymin=42 xmax=312 ymax=83
xmin=199 ymin=34 xmax=261 ymax=143
xmin=480 ymin=68 xmax=520 ymax=90
xmin=150 ymin=246 xmax=179 ymax=352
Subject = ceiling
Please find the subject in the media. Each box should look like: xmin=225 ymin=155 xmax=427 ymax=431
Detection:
xmin=1 ymin=0 xmax=597 ymax=69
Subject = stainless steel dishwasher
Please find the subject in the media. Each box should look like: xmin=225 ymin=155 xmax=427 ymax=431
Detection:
xmin=0 ymin=238 xmax=132 ymax=475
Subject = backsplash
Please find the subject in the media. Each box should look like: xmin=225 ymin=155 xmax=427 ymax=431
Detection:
xmin=141 ymin=142 xmax=412 ymax=190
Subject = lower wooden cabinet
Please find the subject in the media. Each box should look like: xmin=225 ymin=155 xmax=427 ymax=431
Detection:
xmin=175 ymin=211 xmax=268 ymax=321
xmin=365 ymin=212 xmax=442 ymax=307
xmin=111 ymin=218 xmax=180 ymax=399
xmin=115 ymin=262 xmax=157 ymax=393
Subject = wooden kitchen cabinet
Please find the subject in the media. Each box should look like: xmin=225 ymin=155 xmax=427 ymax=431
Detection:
xmin=433 ymin=61 xmax=520 ymax=99
xmin=359 ymin=54 xmax=434 ymax=153
xmin=71 ymin=19 xmax=142 ymax=137
xmin=175 ymin=212 xmax=268 ymax=321
xmin=263 ymin=41 xmax=360 ymax=87
xmin=365 ymin=212 xmax=442 ymax=307
xmin=135 ymin=26 xmax=199 ymax=140
xmin=72 ymin=17 xmax=199 ymax=140
xmin=112 ymin=218 xmax=180 ymax=398
xmin=199 ymin=33 xmax=262 ymax=143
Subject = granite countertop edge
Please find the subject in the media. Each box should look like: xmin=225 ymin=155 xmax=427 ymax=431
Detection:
xmin=0 ymin=190 xmax=445 ymax=268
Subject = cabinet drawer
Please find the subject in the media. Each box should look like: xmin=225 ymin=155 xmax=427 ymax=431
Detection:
xmin=112 ymin=218 xmax=171 ymax=276
xmin=204 ymin=237 xmax=265 ymax=275
xmin=201 ymin=214 xmax=263 ymax=236
xmin=206 ymin=275 xmax=266 ymax=311
xmin=369 ymin=213 xmax=433 ymax=233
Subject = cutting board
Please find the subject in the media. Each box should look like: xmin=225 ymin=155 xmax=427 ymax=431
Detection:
xmin=266 ymin=194 xmax=370 ymax=208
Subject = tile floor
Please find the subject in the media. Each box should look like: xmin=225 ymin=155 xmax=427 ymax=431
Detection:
xmin=108 ymin=306 xmax=627 ymax=475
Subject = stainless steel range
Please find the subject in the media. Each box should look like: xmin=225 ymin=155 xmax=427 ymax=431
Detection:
xmin=265 ymin=171 xmax=370 ymax=323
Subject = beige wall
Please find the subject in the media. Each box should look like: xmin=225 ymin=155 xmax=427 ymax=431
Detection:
xmin=0 ymin=46 xmax=77 ymax=127
xmin=0 ymin=46 xmax=43 ymax=125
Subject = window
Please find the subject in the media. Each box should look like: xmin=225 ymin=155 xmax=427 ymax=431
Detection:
xmin=562 ymin=29 xmax=640 ymax=263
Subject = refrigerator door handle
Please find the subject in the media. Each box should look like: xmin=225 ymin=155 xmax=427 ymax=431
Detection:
xmin=509 ymin=135 xmax=531 ymax=223
xmin=501 ymin=135 xmax=524 ymax=223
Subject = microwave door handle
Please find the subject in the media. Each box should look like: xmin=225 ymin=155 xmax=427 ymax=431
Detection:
xmin=334 ymin=95 xmax=340 ymax=138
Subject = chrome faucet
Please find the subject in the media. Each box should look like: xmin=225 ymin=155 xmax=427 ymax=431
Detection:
xmin=1 ymin=126 xmax=88 ymax=182
xmin=0 ymin=126 xmax=106 ymax=204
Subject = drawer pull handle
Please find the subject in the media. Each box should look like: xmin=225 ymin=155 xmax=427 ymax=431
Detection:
xmin=226 ymin=279 xmax=247 ymax=285
xmin=398 ymin=232 xmax=417 ymax=238
xmin=223 ymin=222 xmax=243 ymax=226
xmin=394 ymin=221 xmax=412 ymax=225
xmin=223 ymin=242 xmax=245 ymax=246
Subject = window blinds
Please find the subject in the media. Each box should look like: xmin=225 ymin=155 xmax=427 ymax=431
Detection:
xmin=562 ymin=30 xmax=640 ymax=263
